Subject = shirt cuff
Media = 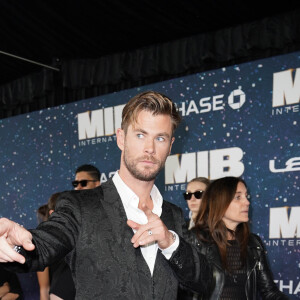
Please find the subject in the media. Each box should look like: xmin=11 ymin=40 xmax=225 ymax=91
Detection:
xmin=159 ymin=230 xmax=179 ymax=259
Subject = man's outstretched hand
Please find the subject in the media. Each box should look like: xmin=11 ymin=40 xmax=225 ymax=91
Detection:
xmin=0 ymin=218 xmax=35 ymax=264
xmin=127 ymin=204 xmax=175 ymax=249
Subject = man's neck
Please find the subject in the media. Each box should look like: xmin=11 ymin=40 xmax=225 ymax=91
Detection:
xmin=118 ymin=168 xmax=154 ymax=210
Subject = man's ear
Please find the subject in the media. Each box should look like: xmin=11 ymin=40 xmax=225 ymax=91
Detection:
xmin=168 ymin=137 xmax=175 ymax=155
xmin=116 ymin=128 xmax=125 ymax=151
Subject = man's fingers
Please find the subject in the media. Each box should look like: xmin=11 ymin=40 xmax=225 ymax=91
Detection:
xmin=127 ymin=220 xmax=146 ymax=245
xmin=0 ymin=251 xmax=15 ymax=262
xmin=0 ymin=218 xmax=34 ymax=263
xmin=23 ymin=239 xmax=35 ymax=251
xmin=19 ymin=230 xmax=35 ymax=251
xmin=140 ymin=203 xmax=154 ymax=219
xmin=128 ymin=220 xmax=150 ymax=245
xmin=10 ymin=223 xmax=34 ymax=251
xmin=0 ymin=236 xmax=26 ymax=264
xmin=128 ymin=205 xmax=169 ymax=248
xmin=127 ymin=220 xmax=140 ymax=230
xmin=132 ymin=228 xmax=156 ymax=248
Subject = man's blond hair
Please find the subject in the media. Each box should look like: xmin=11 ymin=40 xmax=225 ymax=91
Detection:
xmin=121 ymin=91 xmax=181 ymax=135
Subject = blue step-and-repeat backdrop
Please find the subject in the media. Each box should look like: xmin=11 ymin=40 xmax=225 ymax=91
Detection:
xmin=0 ymin=51 xmax=299 ymax=299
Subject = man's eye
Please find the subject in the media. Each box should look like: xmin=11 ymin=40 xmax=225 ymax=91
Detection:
xmin=137 ymin=134 xmax=144 ymax=138
xmin=157 ymin=136 xmax=165 ymax=142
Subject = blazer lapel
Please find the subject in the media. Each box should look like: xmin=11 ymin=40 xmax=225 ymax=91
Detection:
xmin=100 ymin=179 xmax=144 ymax=297
xmin=101 ymin=179 xmax=132 ymax=244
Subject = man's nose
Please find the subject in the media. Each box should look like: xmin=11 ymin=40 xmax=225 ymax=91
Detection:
xmin=144 ymin=139 xmax=155 ymax=154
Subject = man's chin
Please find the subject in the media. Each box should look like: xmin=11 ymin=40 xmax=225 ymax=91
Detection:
xmin=133 ymin=168 xmax=160 ymax=182
xmin=124 ymin=158 xmax=162 ymax=181
xmin=135 ymin=173 xmax=157 ymax=182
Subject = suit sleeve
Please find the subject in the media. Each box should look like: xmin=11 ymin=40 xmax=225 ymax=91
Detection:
xmin=166 ymin=205 xmax=212 ymax=295
xmin=7 ymin=191 xmax=82 ymax=273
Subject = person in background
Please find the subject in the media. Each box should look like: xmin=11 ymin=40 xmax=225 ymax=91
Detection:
xmin=183 ymin=177 xmax=210 ymax=230
xmin=72 ymin=164 xmax=101 ymax=190
xmin=0 ymin=264 xmax=23 ymax=300
xmin=187 ymin=176 xmax=289 ymax=299
xmin=46 ymin=192 xmax=75 ymax=300
xmin=178 ymin=177 xmax=210 ymax=299
xmin=49 ymin=164 xmax=101 ymax=299
xmin=36 ymin=165 xmax=101 ymax=300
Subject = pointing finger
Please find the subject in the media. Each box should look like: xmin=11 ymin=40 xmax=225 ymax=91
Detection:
xmin=140 ymin=203 xmax=151 ymax=215
xmin=140 ymin=203 xmax=158 ymax=222
xmin=127 ymin=219 xmax=141 ymax=231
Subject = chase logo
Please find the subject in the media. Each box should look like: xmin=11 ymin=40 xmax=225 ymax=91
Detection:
xmin=178 ymin=89 xmax=246 ymax=116
xmin=269 ymin=207 xmax=300 ymax=238
xmin=228 ymin=89 xmax=246 ymax=109
xmin=272 ymin=68 xmax=300 ymax=107
xmin=77 ymin=104 xmax=125 ymax=140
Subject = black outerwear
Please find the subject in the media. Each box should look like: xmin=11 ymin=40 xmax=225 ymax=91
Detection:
xmin=179 ymin=231 xmax=289 ymax=300
xmin=7 ymin=179 xmax=211 ymax=299
xmin=0 ymin=265 xmax=23 ymax=299
xmin=49 ymin=259 xmax=75 ymax=300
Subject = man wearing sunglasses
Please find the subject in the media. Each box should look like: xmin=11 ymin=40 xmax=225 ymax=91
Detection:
xmin=72 ymin=164 xmax=101 ymax=190
xmin=0 ymin=91 xmax=212 ymax=299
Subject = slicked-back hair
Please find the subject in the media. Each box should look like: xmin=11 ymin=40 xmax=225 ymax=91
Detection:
xmin=121 ymin=91 xmax=181 ymax=136
xmin=195 ymin=176 xmax=250 ymax=271
xmin=75 ymin=164 xmax=100 ymax=181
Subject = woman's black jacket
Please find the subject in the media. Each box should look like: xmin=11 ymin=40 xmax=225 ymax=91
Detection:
xmin=178 ymin=230 xmax=289 ymax=300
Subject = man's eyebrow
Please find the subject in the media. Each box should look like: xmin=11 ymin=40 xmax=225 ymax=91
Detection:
xmin=133 ymin=127 xmax=147 ymax=134
xmin=134 ymin=128 xmax=171 ymax=138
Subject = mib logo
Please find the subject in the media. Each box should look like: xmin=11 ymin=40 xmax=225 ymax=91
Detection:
xmin=77 ymin=104 xmax=125 ymax=140
xmin=272 ymin=68 xmax=300 ymax=115
xmin=269 ymin=207 xmax=300 ymax=239
xmin=178 ymin=89 xmax=246 ymax=117
xmin=165 ymin=147 xmax=244 ymax=184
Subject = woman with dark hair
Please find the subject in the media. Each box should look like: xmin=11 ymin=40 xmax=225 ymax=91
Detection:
xmin=181 ymin=176 xmax=289 ymax=300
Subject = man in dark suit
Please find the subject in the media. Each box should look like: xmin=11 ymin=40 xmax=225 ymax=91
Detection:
xmin=0 ymin=91 xmax=211 ymax=299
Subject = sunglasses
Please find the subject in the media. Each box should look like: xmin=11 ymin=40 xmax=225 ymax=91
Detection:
xmin=72 ymin=180 xmax=98 ymax=188
xmin=183 ymin=190 xmax=204 ymax=200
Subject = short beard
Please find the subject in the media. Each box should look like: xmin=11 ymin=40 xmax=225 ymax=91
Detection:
xmin=123 ymin=146 xmax=165 ymax=181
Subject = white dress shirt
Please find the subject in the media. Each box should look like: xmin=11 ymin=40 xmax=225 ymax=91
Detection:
xmin=112 ymin=172 xmax=179 ymax=275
